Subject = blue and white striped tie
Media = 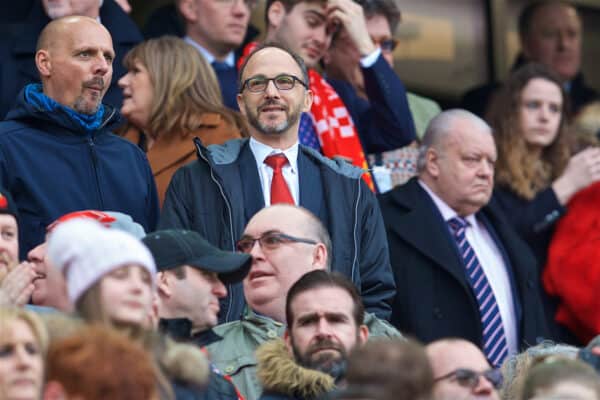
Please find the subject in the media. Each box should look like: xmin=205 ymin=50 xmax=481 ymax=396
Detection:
xmin=447 ymin=217 xmax=509 ymax=368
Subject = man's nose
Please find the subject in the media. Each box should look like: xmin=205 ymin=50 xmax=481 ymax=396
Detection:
xmin=472 ymin=374 xmax=495 ymax=396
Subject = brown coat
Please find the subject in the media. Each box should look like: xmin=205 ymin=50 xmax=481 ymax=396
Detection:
xmin=123 ymin=113 xmax=242 ymax=206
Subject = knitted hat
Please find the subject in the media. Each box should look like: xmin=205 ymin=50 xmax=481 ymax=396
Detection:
xmin=0 ymin=188 xmax=19 ymax=221
xmin=47 ymin=219 xmax=156 ymax=304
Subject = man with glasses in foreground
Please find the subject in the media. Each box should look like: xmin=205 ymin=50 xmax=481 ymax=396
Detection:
xmin=205 ymin=204 xmax=400 ymax=400
xmin=426 ymin=338 xmax=502 ymax=400
xmin=161 ymin=44 xmax=395 ymax=325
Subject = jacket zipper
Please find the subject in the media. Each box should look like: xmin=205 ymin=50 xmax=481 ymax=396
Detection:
xmin=87 ymin=108 xmax=115 ymax=210
xmin=196 ymin=143 xmax=236 ymax=322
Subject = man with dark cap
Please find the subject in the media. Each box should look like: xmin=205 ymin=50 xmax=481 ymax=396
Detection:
xmin=143 ymin=229 xmax=251 ymax=400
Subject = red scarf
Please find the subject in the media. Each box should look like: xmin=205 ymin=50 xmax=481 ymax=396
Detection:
xmin=239 ymin=43 xmax=374 ymax=191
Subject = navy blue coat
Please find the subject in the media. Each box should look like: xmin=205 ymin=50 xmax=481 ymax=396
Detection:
xmin=0 ymin=88 xmax=159 ymax=259
xmin=327 ymin=54 xmax=416 ymax=154
xmin=378 ymin=178 xmax=549 ymax=349
xmin=159 ymin=138 xmax=395 ymax=323
xmin=0 ymin=0 xmax=142 ymax=119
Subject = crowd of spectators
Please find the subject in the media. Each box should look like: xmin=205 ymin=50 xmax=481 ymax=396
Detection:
xmin=1 ymin=0 xmax=600 ymax=399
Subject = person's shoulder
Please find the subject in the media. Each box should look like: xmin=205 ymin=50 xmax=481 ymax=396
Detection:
xmin=300 ymin=145 xmax=364 ymax=180
xmin=364 ymin=312 xmax=404 ymax=339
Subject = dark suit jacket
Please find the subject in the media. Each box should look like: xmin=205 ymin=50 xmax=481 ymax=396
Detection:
xmin=378 ymin=178 xmax=548 ymax=349
xmin=328 ymin=54 xmax=416 ymax=153
xmin=0 ymin=0 xmax=142 ymax=118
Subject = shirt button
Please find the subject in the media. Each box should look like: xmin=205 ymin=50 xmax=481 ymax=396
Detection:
xmin=267 ymin=330 xmax=278 ymax=338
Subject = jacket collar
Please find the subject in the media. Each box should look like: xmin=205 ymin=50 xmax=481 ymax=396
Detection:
xmin=256 ymin=339 xmax=335 ymax=399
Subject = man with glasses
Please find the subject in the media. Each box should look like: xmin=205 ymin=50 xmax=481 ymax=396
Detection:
xmin=204 ymin=204 xmax=400 ymax=400
xmin=426 ymin=339 xmax=502 ymax=400
xmin=245 ymin=0 xmax=416 ymax=186
xmin=323 ymin=0 xmax=441 ymax=140
xmin=161 ymin=44 xmax=395 ymax=326
xmin=178 ymin=0 xmax=254 ymax=109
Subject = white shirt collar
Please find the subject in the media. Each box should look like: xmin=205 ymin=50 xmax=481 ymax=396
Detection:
xmin=249 ymin=137 xmax=299 ymax=172
xmin=184 ymin=36 xmax=235 ymax=67
xmin=418 ymin=179 xmax=477 ymax=227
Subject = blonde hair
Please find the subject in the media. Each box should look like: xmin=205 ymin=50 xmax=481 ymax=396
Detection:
xmin=488 ymin=64 xmax=571 ymax=200
xmin=0 ymin=307 xmax=49 ymax=355
xmin=122 ymin=36 xmax=246 ymax=138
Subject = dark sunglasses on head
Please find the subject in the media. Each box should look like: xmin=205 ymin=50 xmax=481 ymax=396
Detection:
xmin=434 ymin=368 xmax=503 ymax=390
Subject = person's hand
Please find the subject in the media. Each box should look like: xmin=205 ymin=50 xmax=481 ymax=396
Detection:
xmin=327 ymin=0 xmax=376 ymax=56
xmin=0 ymin=260 xmax=36 ymax=307
xmin=553 ymin=147 xmax=600 ymax=205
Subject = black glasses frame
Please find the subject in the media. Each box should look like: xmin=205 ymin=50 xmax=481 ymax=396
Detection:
xmin=240 ymin=74 xmax=308 ymax=93
xmin=236 ymin=232 xmax=318 ymax=253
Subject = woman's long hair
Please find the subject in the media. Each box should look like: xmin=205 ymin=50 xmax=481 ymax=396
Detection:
xmin=123 ymin=36 xmax=246 ymax=138
xmin=487 ymin=63 xmax=571 ymax=200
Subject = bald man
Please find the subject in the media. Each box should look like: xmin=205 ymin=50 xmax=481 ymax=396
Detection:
xmin=426 ymin=339 xmax=501 ymax=400
xmin=0 ymin=0 xmax=142 ymax=118
xmin=0 ymin=16 xmax=159 ymax=260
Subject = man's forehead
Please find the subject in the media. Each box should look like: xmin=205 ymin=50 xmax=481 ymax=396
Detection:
xmin=51 ymin=23 xmax=114 ymax=53
xmin=531 ymin=4 xmax=581 ymax=31
xmin=243 ymin=48 xmax=303 ymax=79
xmin=429 ymin=342 xmax=489 ymax=373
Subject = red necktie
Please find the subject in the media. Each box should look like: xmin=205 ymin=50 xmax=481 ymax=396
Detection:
xmin=264 ymin=154 xmax=294 ymax=205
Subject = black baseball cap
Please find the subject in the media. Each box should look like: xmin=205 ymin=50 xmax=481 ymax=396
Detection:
xmin=142 ymin=230 xmax=251 ymax=284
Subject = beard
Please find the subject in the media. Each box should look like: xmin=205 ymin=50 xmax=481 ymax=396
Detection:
xmin=244 ymin=98 xmax=303 ymax=136
xmin=73 ymin=77 xmax=105 ymax=115
xmin=292 ymin=337 xmax=353 ymax=382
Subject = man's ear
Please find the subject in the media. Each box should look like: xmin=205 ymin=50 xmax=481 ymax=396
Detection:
xmin=358 ymin=324 xmax=369 ymax=345
xmin=178 ymin=0 xmax=198 ymax=24
xmin=157 ymin=272 xmax=172 ymax=298
xmin=311 ymin=242 xmax=327 ymax=269
xmin=36 ymin=50 xmax=52 ymax=78
xmin=303 ymin=89 xmax=314 ymax=112
xmin=283 ymin=329 xmax=294 ymax=355
xmin=267 ymin=1 xmax=286 ymax=30
xmin=425 ymin=148 xmax=441 ymax=178
xmin=236 ymin=93 xmax=246 ymax=115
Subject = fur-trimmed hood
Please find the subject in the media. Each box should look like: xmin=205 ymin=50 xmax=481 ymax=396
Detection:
xmin=256 ymin=339 xmax=335 ymax=399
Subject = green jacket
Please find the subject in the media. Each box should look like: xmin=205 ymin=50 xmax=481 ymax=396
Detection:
xmin=206 ymin=308 xmax=403 ymax=400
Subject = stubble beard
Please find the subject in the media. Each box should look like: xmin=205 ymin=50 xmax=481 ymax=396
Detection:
xmin=244 ymin=100 xmax=303 ymax=136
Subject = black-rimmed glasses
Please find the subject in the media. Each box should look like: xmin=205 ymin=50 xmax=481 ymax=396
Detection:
xmin=236 ymin=231 xmax=317 ymax=253
xmin=434 ymin=368 xmax=503 ymax=390
xmin=240 ymin=74 xmax=308 ymax=93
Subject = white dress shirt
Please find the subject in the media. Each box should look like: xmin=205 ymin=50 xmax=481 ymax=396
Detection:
xmin=184 ymin=36 xmax=235 ymax=67
xmin=419 ymin=180 xmax=518 ymax=356
xmin=249 ymin=138 xmax=300 ymax=206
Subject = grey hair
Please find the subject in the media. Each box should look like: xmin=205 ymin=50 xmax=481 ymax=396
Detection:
xmin=500 ymin=340 xmax=579 ymax=400
xmin=416 ymin=109 xmax=492 ymax=173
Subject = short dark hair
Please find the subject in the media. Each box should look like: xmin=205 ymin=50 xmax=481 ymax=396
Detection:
xmin=356 ymin=0 xmax=401 ymax=34
xmin=345 ymin=339 xmax=434 ymax=400
xmin=286 ymin=270 xmax=364 ymax=328
xmin=237 ymin=42 xmax=309 ymax=93
xmin=264 ymin=0 xmax=326 ymax=28
xmin=518 ymin=1 xmax=574 ymax=39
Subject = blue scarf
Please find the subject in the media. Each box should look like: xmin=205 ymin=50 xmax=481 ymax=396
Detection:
xmin=24 ymin=84 xmax=106 ymax=133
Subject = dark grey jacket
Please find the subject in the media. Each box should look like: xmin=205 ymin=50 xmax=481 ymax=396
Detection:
xmin=160 ymin=138 xmax=395 ymax=322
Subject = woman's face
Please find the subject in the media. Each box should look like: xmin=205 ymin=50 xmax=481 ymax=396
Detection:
xmin=519 ymin=77 xmax=563 ymax=149
xmin=0 ymin=319 xmax=44 ymax=400
xmin=100 ymin=264 xmax=153 ymax=327
xmin=118 ymin=60 xmax=154 ymax=131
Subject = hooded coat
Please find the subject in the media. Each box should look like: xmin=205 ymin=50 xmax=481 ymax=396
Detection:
xmin=256 ymin=339 xmax=335 ymax=400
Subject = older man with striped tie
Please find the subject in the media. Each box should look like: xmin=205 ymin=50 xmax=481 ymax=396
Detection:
xmin=379 ymin=109 xmax=549 ymax=368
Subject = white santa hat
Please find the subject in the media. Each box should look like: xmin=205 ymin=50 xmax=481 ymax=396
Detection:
xmin=47 ymin=219 xmax=156 ymax=304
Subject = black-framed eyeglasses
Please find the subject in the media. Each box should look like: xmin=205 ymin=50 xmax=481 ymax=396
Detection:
xmin=240 ymin=74 xmax=308 ymax=93
xmin=434 ymin=368 xmax=503 ymax=390
xmin=379 ymin=39 xmax=398 ymax=53
xmin=236 ymin=231 xmax=318 ymax=253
